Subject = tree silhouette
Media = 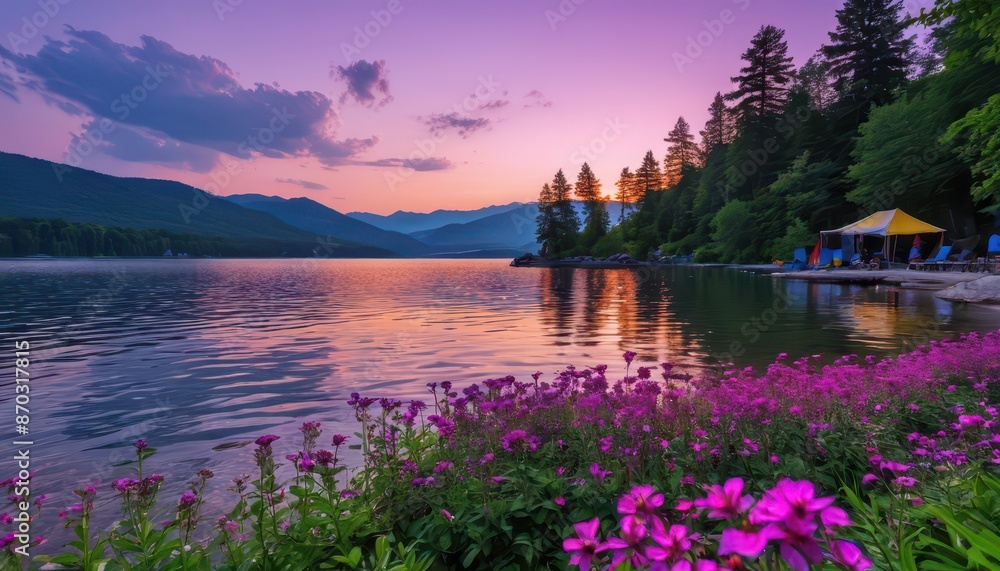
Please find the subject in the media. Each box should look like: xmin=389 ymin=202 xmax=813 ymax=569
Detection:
xmin=700 ymin=92 xmax=735 ymax=156
xmin=575 ymin=163 xmax=609 ymax=246
xmin=822 ymin=0 xmax=914 ymax=122
xmin=663 ymin=117 xmax=701 ymax=188
xmin=726 ymin=25 xmax=795 ymax=129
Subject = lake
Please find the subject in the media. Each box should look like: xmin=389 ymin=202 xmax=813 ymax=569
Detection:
xmin=3 ymin=258 xmax=1000 ymax=532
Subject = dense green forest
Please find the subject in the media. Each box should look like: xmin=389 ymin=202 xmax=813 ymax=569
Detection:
xmin=536 ymin=0 xmax=1000 ymax=263
xmin=0 ymin=217 xmax=356 ymax=258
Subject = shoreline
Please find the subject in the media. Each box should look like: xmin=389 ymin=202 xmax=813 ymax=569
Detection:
xmin=773 ymin=267 xmax=982 ymax=289
xmin=511 ymin=259 xmax=1000 ymax=303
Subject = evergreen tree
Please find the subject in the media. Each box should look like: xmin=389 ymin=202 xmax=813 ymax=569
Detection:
xmin=794 ymin=54 xmax=837 ymax=110
xmin=551 ymin=169 xmax=579 ymax=255
xmin=535 ymin=182 xmax=557 ymax=254
xmin=724 ymin=25 xmax=796 ymax=200
xmin=575 ymin=163 xmax=609 ymax=246
xmin=633 ymin=151 xmax=663 ymax=200
xmin=726 ymin=25 xmax=795 ymax=130
xmin=663 ymin=117 xmax=700 ymax=188
xmin=615 ymin=167 xmax=636 ymax=226
xmin=699 ymin=92 xmax=735 ymax=156
xmin=821 ymin=0 xmax=914 ymax=121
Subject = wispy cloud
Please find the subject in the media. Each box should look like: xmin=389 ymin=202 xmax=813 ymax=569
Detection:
xmin=276 ymin=177 xmax=329 ymax=190
xmin=523 ymin=89 xmax=553 ymax=108
xmin=361 ymin=156 xmax=454 ymax=171
xmin=477 ymin=99 xmax=509 ymax=112
xmin=422 ymin=113 xmax=491 ymax=138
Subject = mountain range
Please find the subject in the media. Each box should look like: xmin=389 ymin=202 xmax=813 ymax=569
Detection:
xmin=0 ymin=151 xmax=621 ymax=258
xmin=0 ymin=152 xmax=402 ymax=257
xmin=347 ymin=203 xmax=528 ymax=235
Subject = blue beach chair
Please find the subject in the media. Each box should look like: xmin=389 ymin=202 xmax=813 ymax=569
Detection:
xmin=791 ymin=248 xmax=807 ymax=270
xmin=919 ymin=245 xmax=951 ymax=271
xmin=817 ymin=248 xmax=834 ymax=268
xmin=988 ymin=234 xmax=1000 ymax=272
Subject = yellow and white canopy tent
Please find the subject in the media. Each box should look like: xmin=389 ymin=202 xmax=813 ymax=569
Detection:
xmin=820 ymin=209 xmax=945 ymax=266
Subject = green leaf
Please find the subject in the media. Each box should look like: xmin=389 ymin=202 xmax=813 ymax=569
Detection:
xmin=462 ymin=546 xmax=481 ymax=568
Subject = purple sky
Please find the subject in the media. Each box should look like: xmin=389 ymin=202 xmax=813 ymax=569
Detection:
xmin=0 ymin=0 xmax=930 ymax=214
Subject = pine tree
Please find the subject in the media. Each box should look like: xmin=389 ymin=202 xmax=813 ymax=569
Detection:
xmin=663 ymin=117 xmax=701 ymax=188
xmin=535 ymin=183 xmax=557 ymax=255
xmin=821 ymin=0 xmax=914 ymax=117
xmin=551 ymin=169 xmax=579 ymax=255
xmin=726 ymin=25 xmax=795 ymax=129
xmin=634 ymin=151 xmax=663 ymax=199
xmin=615 ymin=167 xmax=636 ymax=225
xmin=699 ymin=92 xmax=735 ymax=156
xmin=794 ymin=54 xmax=837 ymax=110
xmin=575 ymin=162 xmax=609 ymax=246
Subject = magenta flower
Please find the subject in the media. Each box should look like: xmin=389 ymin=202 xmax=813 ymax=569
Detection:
xmin=618 ymin=485 xmax=665 ymax=524
xmin=313 ymin=449 xmax=334 ymax=466
xmin=440 ymin=509 xmax=454 ymax=521
xmin=255 ymin=434 xmax=280 ymax=448
xmin=604 ymin=515 xmax=650 ymax=568
xmin=820 ymin=506 xmax=852 ymax=529
xmin=590 ymin=463 xmax=612 ymax=483
xmin=694 ymin=478 xmax=754 ymax=520
xmin=133 ymin=439 xmax=147 ymax=451
xmin=563 ymin=518 xmax=609 ymax=570
xmin=555 ymin=496 xmax=566 ymax=507
xmin=861 ymin=473 xmax=879 ymax=485
xmin=623 ymin=351 xmax=637 ymax=364
xmin=878 ymin=460 xmax=911 ymax=475
xmin=177 ymin=490 xmax=197 ymax=509
xmin=718 ymin=525 xmax=783 ymax=558
xmin=830 ymin=540 xmax=873 ymax=571
xmin=647 ymin=523 xmax=698 ymax=562
xmin=500 ymin=429 xmax=539 ymax=452
xmin=599 ymin=436 xmax=614 ymax=453
xmin=297 ymin=451 xmax=315 ymax=472
xmin=958 ymin=414 xmax=986 ymax=428
xmin=750 ymin=479 xmax=834 ymax=526
xmin=331 ymin=434 xmax=347 ymax=447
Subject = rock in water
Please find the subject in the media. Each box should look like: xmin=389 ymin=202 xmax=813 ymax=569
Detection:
xmin=935 ymin=276 xmax=1000 ymax=304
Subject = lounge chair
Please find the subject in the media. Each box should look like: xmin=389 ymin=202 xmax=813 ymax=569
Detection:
xmin=913 ymin=245 xmax=951 ymax=271
xmin=988 ymin=234 xmax=1000 ymax=272
xmin=790 ymin=248 xmax=808 ymax=270
xmin=813 ymin=248 xmax=834 ymax=269
xmin=939 ymin=249 xmax=975 ymax=271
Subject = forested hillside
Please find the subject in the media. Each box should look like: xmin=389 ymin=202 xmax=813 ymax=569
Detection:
xmin=536 ymin=0 xmax=1000 ymax=262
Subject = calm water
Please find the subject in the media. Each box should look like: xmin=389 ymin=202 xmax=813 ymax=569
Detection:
xmin=2 ymin=258 xmax=1000 ymax=538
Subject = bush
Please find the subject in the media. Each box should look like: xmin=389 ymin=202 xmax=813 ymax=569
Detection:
xmin=5 ymin=332 xmax=1000 ymax=569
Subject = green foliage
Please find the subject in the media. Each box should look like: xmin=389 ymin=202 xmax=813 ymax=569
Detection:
xmin=945 ymin=93 xmax=1000 ymax=211
xmin=590 ymin=225 xmax=626 ymax=258
xmin=0 ymin=217 xmax=334 ymax=258
xmin=536 ymin=171 xmax=581 ymax=258
xmin=537 ymin=1 xmax=998 ymax=264
xmin=822 ymin=0 xmax=914 ymax=114
xmin=710 ymin=200 xmax=757 ymax=263
xmin=846 ymin=89 xmax=962 ymax=213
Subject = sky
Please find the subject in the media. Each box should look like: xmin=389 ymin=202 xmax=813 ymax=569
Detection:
xmin=0 ymin=0 xmax=932 ymax=215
